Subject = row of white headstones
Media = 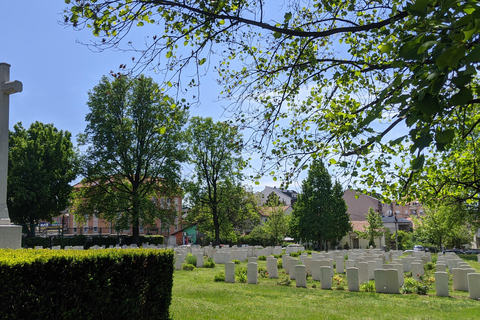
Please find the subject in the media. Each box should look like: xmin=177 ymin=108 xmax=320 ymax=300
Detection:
xmin=173 ymin=247 xmax=480 ymax=300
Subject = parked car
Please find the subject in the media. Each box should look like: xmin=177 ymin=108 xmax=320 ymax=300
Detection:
xmin=463 ymin=249 xmax=480 ymax=255
xmin=442 ymin=249 xmax=466 ymax=255
xmin=287 ymin=244 xmax=302 ymax=247
xmin=413 ymin=245 xmax=425 ymax=252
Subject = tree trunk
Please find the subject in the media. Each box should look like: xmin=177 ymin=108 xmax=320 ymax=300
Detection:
xmin=26 ymin=222 xmax=36 ymax=238
xmin=132 ymin=217 xmax=140 ymax=245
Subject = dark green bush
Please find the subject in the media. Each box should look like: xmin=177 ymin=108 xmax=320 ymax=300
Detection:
xmin=204 ymin=258 xmax=215 ymax=268
xmin=181 ymin=263 xmax=195 ymax=271
xmin=185 ymin=253 xmax=197 ymax=265
xmin=0 ymin=248 xmax=174 ymax=320
xmin=258 ymin=255 xmax=267 ymax=261
xmin=425 ymin=262 xmax=435 ymax=271
xmin=231 ymin=259 xmax=241 ymax=264
xmin=214 ymin=272 xmax=225 ymax=282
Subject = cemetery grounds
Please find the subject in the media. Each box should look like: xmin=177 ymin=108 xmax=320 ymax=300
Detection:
xmin=170 ymin=254 xmax=480 ymax=320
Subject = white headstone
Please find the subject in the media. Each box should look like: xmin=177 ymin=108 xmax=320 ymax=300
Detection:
xmin=247 ymin=262 xmax=258 ymax=284
xmin=346 ymin=267 xmax=359 ymax=292
xmin=295 ymin=265 xmax=307 ymax=288
xmin=435 ymin=271 xmax=449 ymax=297
xmin=225 ymin=262 xmax=235 ymax=283
xmin=196 ymin=253 xmax=204 ymax=268
xmin=267 ymin=257 xmax=278 ymax=278
xmin=385 ymin=269 xmax=399 ymax=294
xmin=467 ymin=273 xmax=480 ymax=300
xmin=320 ymin=266 xmax=332 ymax=289
xmin=375 ymin=269 xmax=387 ymax=293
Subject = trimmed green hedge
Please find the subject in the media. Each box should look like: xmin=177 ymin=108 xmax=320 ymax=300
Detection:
xmin=0 ymin=248 xmax=174 ymax=320
xmin=22 ymin=235 xmax=164 ymax=249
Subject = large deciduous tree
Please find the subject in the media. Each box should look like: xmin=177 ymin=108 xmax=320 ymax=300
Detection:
xmin=73 ymin=75 xmax=188 ymax=245
xmin=64 ymin=0 xmax=480 ymax=201
xmin=8 ymin=122 xmax=77 ymax=237
xmin=291 ymin=159 xmax=351 ymax=250
xmin=185 ymin=117 xmax=255 ymax=245
xmin=413 ymin=204 xmax=478 ymax=250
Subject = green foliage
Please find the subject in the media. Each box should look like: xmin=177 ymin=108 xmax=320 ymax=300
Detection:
xmin=73 ymin=75 xmax=188 ymax=244
xmin=425 ymin=262 xmax=435 ymax=271
xmin=214 ymin=271 xmax=225 ymax=282
xmin=263 ymin=205 xmax=290 ymax=246
xmin=8 ymin=122 xmax=77 ymax=237
xmin=231 ymin=259 xmax=241 ymax=264
xmin=360 ymin=280 xmax=376 ymax=292
xmin=141 ymin=235 xmax=164 ymax=245
xmin=185 ymin=253 xmax=197 ymax=266
xmin=413 ymin=204 xmax=476 ymax=250
xmin=258 ymin=267 xmax=268 ymax=278
xmin=239 ymin=225 xmax=271 ymax=247
xmin=64 ymin=0 xmax=480 ymax=205
xmin=258 ymin=255 xmax=267 ymax=261
xmin=203 ymin=258 xmax=215 ymax=268
xmin=266 ymin=192 xmax=283 ymax=206
xmin=333 ymin=274 xmax=346 ymax=290
xmin=185 ymin=117 xmax=256 ymax=245
xmin=291 ymin=159 xmax=351 ymax=249
xmin=401 ymin=278 xmax=429 ymax=295
xmin=181 ymin=263 xmax=196 ymax=271
xmin=0 ymin=248 xmax=174 ymax=319
xmin=289 ymin=252 xmax=301 ymax=258
xmin=235 ymin=267 xmax=248 ymax=283
xmin=356 ymin=207 xmax=385 ymax=248
xmin=390 ymin=230 xmax=413 ymax=251
xmin=276 ymin=277 xmax=292 ymax=286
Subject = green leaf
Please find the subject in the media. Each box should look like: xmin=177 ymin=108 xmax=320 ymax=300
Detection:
xmin=408 ymin=0 xmax=429 ymax=16
xmin=436 ymin=44 xmax=467 ymax=69
xmin=378 ymin=43 xmax=393 ymax=53
xmin=435 ymin=129 xmax=455 ymax=145
xmin=159 ymin=126 xmax=166 ymax=134
xmin=411 ymin=155 xmax=425 ymax=171
xmin=450 ymin=87 xmax=473 ymax=106
xmin=284 ymin=12 xmax=292 ymax=22
xmin=273 ymin=31 xmax=282 ymax=39
xmin=389 ymin=135 xmax=407 ymax=146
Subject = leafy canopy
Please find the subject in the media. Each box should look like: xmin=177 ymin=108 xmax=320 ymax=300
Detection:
xmin=8 ymin=122 xmax=77 ymax=237
xmin=64 ymin=0 xmax=480 ymax=201
xmin=185 ymin=117 xmax=254 ymax=245
xmin=73 ymin=75 xmax=188 ymax=244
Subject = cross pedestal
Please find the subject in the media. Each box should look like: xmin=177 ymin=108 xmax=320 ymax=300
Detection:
xmin=0 ymin=62 xmax=23 ymax=249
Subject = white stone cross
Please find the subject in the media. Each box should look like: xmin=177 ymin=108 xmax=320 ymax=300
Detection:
xmin=0 ymin=62 xmax=23 ymax=225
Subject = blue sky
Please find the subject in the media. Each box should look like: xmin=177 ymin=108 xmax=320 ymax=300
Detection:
xmin=1 ymin=1 xmax=289 ymax=191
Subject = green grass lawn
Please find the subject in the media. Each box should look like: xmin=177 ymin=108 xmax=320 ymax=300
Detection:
xmin=170 ymin=255 xmax=480 ymax=320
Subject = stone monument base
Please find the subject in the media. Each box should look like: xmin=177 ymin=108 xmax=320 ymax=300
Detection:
xmin=0 ymin=224 xmax=22 ymax=249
